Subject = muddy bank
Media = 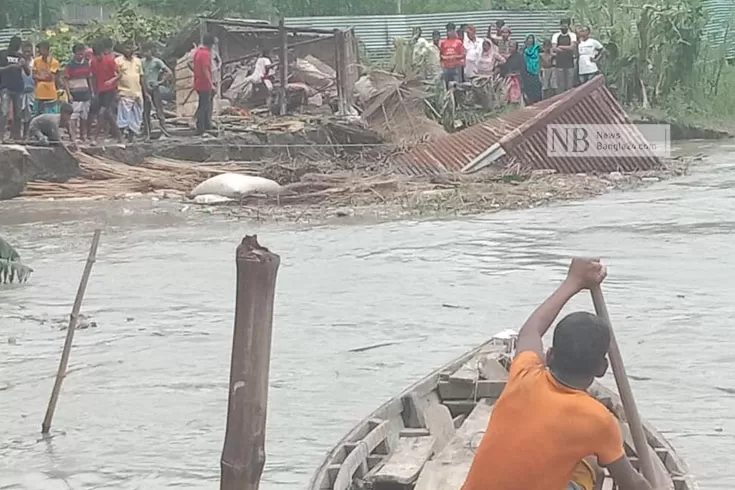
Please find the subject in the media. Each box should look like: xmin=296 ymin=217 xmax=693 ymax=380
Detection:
xmin=12 ymin=156 xmax=690 ymax=226
xmin=0 ymin=145 xmax=79 ymax=199
xmin=630 ymin=109 xmax=735 ymax=140
xmin=198 ymin=158 xmax=691 ymax=224
xmin=82 ymin=121 xmax=382 ymax=166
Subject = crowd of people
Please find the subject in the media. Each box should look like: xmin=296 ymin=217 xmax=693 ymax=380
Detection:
xmin=414 ymin=17 xmax=604 ymax=107
xmin=0 ymin=34 xmax=178 ymax=148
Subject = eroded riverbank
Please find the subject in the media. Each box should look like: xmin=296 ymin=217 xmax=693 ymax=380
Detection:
xmin=1 ymin=140 xmax=734 ymax=489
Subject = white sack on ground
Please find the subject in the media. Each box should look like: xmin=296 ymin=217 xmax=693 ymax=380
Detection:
xmin=192 ymin=194 xmax=236 ymax=204
xmin=191 ymin=173 xmax=281 ymax=199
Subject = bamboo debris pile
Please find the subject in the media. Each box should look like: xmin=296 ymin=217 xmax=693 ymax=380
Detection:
xmin=356 ymin=70 xmax=447 ymax=146
xmin=22 ymin=153 xmax=263 ymax=199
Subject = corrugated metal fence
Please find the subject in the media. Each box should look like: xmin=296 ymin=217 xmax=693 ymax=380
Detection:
xmin=0 ymin=29 xmax=31 ymax=47
xmin=703 ymin=0 xmax=735 ymax=59
xmin=287 ymin=10 xmax=567 ymax=59
xmin=287 ymin=6 xmax=735 ymax=60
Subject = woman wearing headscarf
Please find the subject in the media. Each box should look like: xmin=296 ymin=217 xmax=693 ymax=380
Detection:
xmin=476 ymin=39 xmax=505 ymax=76
xmin=474 ymin=39 xmax=506 ymax=109
xmin=499 ymin=41 xmax=524 ymax=105
xmin=522 ymin=34 xmax=543 ymax=104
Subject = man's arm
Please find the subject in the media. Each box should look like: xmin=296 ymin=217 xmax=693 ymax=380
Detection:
xmin=606 ymin=456 xmax=653 ymax=490
xmin=161 ymin=61 xmax=173 ymax=82
xmin=593 ymin=41 xmax=605 ymax=62
xmin=515 ymin=257 xmax=607 ymax=358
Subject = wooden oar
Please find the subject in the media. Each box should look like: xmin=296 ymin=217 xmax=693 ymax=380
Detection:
xmin=590 ymin=286 xmax=658 ymax=486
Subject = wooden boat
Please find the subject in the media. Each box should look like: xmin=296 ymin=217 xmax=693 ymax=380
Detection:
xmin=309 ymin=330 xmax=695 ymax=490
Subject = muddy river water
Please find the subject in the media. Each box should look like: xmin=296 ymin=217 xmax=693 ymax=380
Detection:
xmin=2 ymin=140 xmax=735 ymax=489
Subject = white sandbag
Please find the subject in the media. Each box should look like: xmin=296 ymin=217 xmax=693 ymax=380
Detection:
xmin=193 ymin=194 xmax=235 ymax=204
xmin=191 ymin=173 xmax=281 ymax=199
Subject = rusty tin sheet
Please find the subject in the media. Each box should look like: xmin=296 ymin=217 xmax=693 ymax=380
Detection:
xmin=392 ymin=76 xmax=662 ymax=176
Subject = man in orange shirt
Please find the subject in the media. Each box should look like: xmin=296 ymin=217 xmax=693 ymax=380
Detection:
xmin=33 ymin=41 xmax=60 ymax=115
xmin=462 ymin=257 xmax=656 ymax=490
xmin=439 ymin=23 xmax=465 ymax=88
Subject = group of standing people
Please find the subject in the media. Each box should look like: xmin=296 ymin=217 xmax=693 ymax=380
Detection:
xmin=428 ymin=17 xmax=604 ymax=107
xmin=0 ymin=35 xmax=173 ymax=147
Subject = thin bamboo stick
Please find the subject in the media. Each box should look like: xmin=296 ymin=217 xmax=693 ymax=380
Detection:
xmin=590 ymin=286 xmax=658 ymax=486
xmin=41 ymin=229 xmax=102 ymax=434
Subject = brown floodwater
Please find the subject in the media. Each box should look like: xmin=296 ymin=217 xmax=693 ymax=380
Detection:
xmin=1 ymin=140 xmax=734 ymax=489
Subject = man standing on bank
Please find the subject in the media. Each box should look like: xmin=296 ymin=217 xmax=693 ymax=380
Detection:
xmin=577 ymin=26 xmax=604 ymax=84
xmin=192 ymin=34 xmax=215 ymax=137
xmin=551 ymin=18 xmax=577 ymax=94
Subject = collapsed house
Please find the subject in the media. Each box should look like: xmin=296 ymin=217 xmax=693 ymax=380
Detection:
xmin=161 ymin=18 xmax=360 ymax=118
xmin=392 ymin=77 xmax=664 ymax=176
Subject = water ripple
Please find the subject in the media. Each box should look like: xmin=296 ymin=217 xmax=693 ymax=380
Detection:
xmin=1 ymin=148 xmax=734 ymax=489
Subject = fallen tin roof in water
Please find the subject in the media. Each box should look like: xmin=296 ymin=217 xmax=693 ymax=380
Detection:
xmin=392 ymin=76 xmax=663 ymax=176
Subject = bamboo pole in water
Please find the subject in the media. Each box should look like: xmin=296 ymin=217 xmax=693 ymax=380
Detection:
xmin=42 ymin=229 xmax=102 ymax=434
xmin=590 ymin=286 xmax=658 ymax=486
xmin=221 ymin=235 xmax=280 ymax=490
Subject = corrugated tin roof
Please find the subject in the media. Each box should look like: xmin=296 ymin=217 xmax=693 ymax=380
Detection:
xmin=288 ymin=6 xmax=735 ymax=60
xmin=392 ymin=76 xmax=662 ymax=176
xmin=286 ymin=10 xmax=567 ymax=58
xmin=702 ymin=0 xmax=735 ymax=59
xmin=0 ymin=29 xmax=31 ymax=47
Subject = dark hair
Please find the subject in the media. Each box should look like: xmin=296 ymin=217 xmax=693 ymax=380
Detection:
xmin=60 ymin=102 xmax=74 ymax=115
xmin=202 ymin=33 xmax=215 ymax=47
xmin=9 ymin=35 xmax=21 ymax=51
xmin=446 ymin=22 xmax=456 ymax=31
xmin=432 ymin=30 xmax=441 ymax=37
xmin=561 ymin=17 xmax=571 ymax=25
xmin=496 ymin=20 xmax=505 ymax=27
xmin=38 ymin=40 xmax=50 ymax=50
xmin=72 ymin=43 xmax=86 ymax=54
xmin=20 ymin=41 xmax=33 ymax=50
xmin=550 ymin=312 xmax=610 ymax=376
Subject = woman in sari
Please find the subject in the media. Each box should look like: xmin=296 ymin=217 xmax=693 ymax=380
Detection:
xmin=522 ymin=34 xmax=543 ymax=104
xmin=499 ymin=41 xmax=523 ymax=105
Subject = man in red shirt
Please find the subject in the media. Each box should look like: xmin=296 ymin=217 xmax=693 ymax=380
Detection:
xmin=192 ymin=33 xmax=215 ymax=136
xmin=439 ymin=23 xmax=465 ymax=88
xmin=90 ymin=39 xmax=120 ymax=142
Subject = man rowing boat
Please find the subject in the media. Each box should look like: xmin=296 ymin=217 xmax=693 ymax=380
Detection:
xmin=461 ymin=257 xmax=659 ymax=490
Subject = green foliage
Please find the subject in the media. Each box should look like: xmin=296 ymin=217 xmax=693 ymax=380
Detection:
xmin=0 ymin=238 xmax=32 ymax=284
xmin=571 ymin=0 xmax=709 ymax=107
xmin=35 ymin=2 xmax=181 ymax=61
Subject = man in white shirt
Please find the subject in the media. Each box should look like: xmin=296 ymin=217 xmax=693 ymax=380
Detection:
xmin=577 ymin=26 xmax=604 ymax=84
xmin=551 ymin=18 xmax=577 ymax=93
xmin=463 ymin=24 xmax=484 ymax=79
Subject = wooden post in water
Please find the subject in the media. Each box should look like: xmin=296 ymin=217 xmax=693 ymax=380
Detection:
xmin=590 ymin=286 xmax=659 ymax=487
xmin=42 ymin=229 xmax=102 ymax=434
xmin=221 ymin=235 xmax=280 ymax=490
xmin=278 ymin=18 xmax=288 ymax=116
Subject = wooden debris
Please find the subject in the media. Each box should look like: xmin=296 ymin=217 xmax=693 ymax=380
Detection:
xmin=369 ymin=436 xmax=435 ymax=486
xmin=437 ymin=379 xmax=505 ymax=400
xmin=414 ymin=399 xmax=494 ymax=490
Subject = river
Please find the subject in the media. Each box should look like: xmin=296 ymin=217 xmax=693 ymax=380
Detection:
xmin=1 ymin=140 xmax=734 ymax=489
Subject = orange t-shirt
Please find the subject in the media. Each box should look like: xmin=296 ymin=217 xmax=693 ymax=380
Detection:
xmin=461 ymin=351 xmax=624 ymax=490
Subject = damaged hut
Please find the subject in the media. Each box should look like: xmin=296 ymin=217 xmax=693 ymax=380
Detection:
xmin=162 ymin=18 xmax=360 ymax=118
